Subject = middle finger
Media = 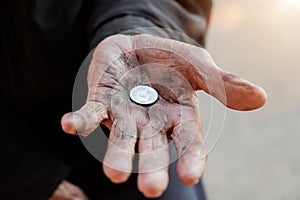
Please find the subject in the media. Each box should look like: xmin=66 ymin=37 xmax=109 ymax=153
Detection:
xmin=137 ymin=127 xmax=170 ymax=198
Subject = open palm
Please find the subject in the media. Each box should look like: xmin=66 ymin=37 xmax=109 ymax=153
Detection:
xmin=61 ymin=34 xmax=266 ymax=198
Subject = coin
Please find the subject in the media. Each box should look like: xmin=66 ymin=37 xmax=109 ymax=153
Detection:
xmin=129 ymin=85 xmax=158 ymax=106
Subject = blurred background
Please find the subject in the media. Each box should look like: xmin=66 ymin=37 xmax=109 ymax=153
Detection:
xmin=201 ymin=0 xmax=300 ymax=199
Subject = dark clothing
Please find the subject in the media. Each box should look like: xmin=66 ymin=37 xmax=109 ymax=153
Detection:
xmin=0 ymin=0 xmax=212 ymax=199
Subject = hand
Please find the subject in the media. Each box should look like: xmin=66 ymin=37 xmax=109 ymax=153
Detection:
xmin=49 ymin=180 xmax=89 ymax=200
xmin=61 ymin=34 xmax=266 ymax=197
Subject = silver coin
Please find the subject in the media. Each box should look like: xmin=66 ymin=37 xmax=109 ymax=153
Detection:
xmin=129 ymin=85 xmax=158 ymax=105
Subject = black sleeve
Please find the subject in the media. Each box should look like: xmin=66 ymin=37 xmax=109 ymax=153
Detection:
xmin=88 ymin=0 xmax=212 ymax=49
xmin=1 ymin=1 xmax=212 ymax=199
xmin=0 ymin=103 xmax=71 ymax=200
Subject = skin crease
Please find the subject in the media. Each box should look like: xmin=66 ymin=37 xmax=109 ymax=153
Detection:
xmin=49 ymin=181 xmax=89 ymax=200
xmin=61 ymin=34 xmax=267 ymax=198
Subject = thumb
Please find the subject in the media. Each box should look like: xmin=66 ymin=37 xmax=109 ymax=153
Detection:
xmin=133 ymin=34 xmax=267 ymax=111
xmin=188 ymin=47 xmax=267 ymax=111
xmin=61 ymin=101 xmax=108 ymax=136
xmin=219 ymin=71 xmax=267 ymax=111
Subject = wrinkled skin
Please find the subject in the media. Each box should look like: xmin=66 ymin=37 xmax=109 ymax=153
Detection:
xmin=49 ymin=181 xmax=89 ymax=200
xmin=61 ymin=34 xmax=267 ymax=198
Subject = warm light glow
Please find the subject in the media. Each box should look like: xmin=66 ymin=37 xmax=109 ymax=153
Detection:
xmin=280 ymin=0 xmax=300 ymax=8
xmin=211 ymin=4 xmax=244 ymax=32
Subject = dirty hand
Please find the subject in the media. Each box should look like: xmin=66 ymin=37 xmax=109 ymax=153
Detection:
xmin=61 ymin=34 xmax=266 ymax=198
